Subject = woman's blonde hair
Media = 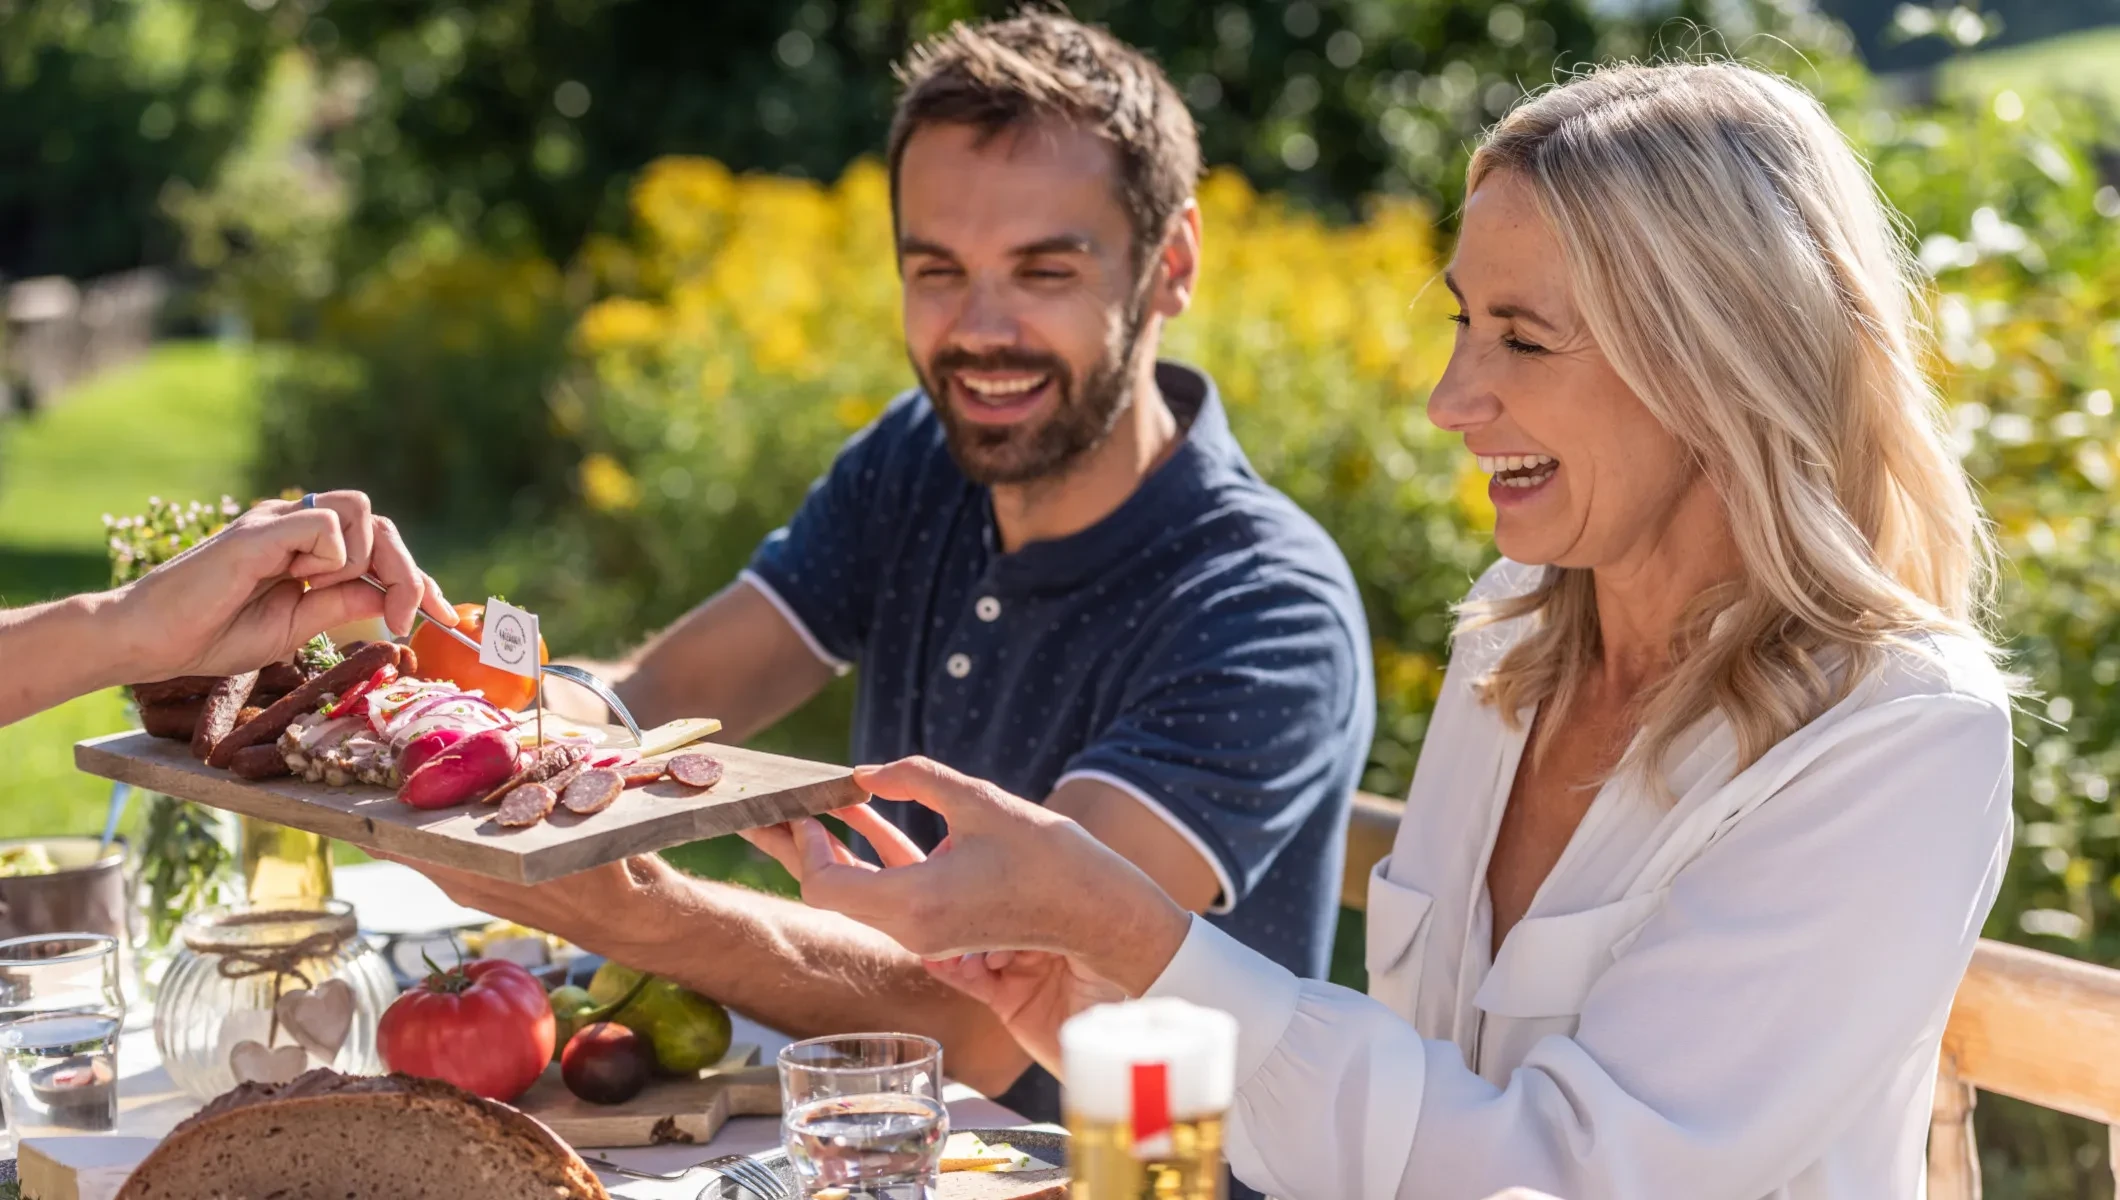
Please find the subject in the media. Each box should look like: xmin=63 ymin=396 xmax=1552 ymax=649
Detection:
xmin=1462 ymin=60 xmax=1997 ymax=779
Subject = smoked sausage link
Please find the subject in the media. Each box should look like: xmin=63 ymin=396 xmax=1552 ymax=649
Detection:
xmin=208 ymin=643 xmax=398 ymax=769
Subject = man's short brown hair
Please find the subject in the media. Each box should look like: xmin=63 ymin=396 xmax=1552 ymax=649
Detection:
xmin=887 ymin=11 xmax=1202 ymax=271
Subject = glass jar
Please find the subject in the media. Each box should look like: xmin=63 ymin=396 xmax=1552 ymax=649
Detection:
xmin=153 ymin=900 xmax=398 ymax=1101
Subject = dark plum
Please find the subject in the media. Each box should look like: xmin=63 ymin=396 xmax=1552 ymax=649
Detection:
xmin=560 ymin=1022 xmax=655 ymax=1105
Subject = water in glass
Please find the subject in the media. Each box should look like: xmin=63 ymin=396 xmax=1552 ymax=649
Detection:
xmin=0 ymin=934 xmax=125 ymax=1155
xmin=780 ymin=1033 xmax=946 ymax=1199
xmin=0 ymin=1010 xmax=121 ymax=1139
xmin=786 ymin=1092 xmax=947 ymax=1198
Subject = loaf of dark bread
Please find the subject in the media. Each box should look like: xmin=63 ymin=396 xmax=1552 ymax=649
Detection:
xmin=114 ymin=1069 xmax=607 ymax=1200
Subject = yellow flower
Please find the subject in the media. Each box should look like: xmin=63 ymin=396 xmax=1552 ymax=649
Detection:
xmin=1453 ymin=460 xmax=1496 ymax=532
xmin=579 ymin=452 xmax=641 ymax=513
xmin=574 ymin=298 xmax=666 ymax=353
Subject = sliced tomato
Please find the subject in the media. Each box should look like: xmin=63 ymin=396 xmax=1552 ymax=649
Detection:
xmin=324 ymin=665 xmax=397 ymax=719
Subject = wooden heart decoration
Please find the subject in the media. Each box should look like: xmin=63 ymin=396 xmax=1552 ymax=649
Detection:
xmin=230 ymin=1040 xmax=307 ymax=1085
xmin=276 ymin=979 xmax=355 ymax=1065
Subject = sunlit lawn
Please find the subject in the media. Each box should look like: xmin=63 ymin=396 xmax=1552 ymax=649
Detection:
xmin=0 ymin=342 xmax=263 ymax=839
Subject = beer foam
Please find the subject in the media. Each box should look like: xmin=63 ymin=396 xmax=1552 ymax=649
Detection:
xmin=1059 ymin=998 xmax=1237 ymax=1123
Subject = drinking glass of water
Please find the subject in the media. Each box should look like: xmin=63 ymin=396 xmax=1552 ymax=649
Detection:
xmin=0 ymin=934 xmax=124 ymax=1155
xmin=780 ymin=1033 xmax=947 ymax=1199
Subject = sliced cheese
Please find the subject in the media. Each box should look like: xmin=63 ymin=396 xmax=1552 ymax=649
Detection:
xmin=634 ymin=717 xmax=722 ymax=758
xmin=939 ymin=1132 xmax=1049 ymax=1173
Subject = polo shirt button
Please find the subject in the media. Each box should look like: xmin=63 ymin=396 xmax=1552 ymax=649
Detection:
xmin=975 ymin=596 xmax=1001 ymax=622
xmin=946 ymin=653 xmax=972 ymax=679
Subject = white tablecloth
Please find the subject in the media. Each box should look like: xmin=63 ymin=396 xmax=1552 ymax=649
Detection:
xmin=103 ymin=863 xmax=1032 ymax=1197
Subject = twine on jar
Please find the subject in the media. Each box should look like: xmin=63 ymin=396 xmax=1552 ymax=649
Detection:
xmin=187 ymin=910 xmax=354 ymax=1047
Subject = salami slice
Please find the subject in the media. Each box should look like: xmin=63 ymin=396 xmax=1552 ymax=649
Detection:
xmin=229 ymin=744 xmax=292 ymax=780
xmin=478 ymin=744 xmax=587 ymax=804
xmin=192 ymin=671 xmax=261 ymax=761
xmin=667 ymin=754 xmax=725 ymax=790
xmin=620 ymin=757 xmax=672 ymax=787
xmin=560 ymin=769 xmax=625 ymax=815
xmin=544 ymin=760 xmax=591 ymax=796
xmin=494 ymin=782 xmax=558 ymax=827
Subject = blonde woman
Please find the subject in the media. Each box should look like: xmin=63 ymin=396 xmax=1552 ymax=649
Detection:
xmin=748 ymin=61 xmax=2015 ymax=1199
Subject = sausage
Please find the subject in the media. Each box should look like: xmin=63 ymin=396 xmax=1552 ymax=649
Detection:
xmin=560 ymin=769 xmax=625 ymax=815
xmin=620 ymin=757 xmax=673 ymax=787
xmin=131 ymin=661 xmax=307 ymax=707
xmin=236 ymin=705 xmax=265 ymax=727
xmin=477 ymin=744 xmax=587 ymax=805
xmin=229 ymin=744 xmax=291 ymax=780
xmin=667 ymin=754 xmax=725 ymax=790
xmin=192 ymin=671 xmax=261 ymax=761
xmin=208 ymin=643 xmax=398 ymax=769
xmin=128 ymin=677 xmax=221 ymax=707
xmin=393 ymin=642 xmax=420 ymax=678
xmin=494 ymin=782 xmax=558 ymax=827
xmin=258 ymin=662 xmax=308 ymax=693
xmin=140 ymin=700 xmax=205 ymax=740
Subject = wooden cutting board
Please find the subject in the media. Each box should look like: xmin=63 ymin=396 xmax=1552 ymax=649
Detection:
xmin=516 ymin=1043 xmax=781 ymax=1148
xmin=73 ymin=729 xmax=862 ymax=883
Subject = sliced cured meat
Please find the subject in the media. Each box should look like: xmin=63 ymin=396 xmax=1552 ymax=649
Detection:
xmin=559 ymin=769 xmax=624 ymax=815
xmin=494 ymin=782 xmax=557 ymax=827
xmin=192 ymin=671 xmax=261 ymax=761
xmin=229 ymin=744 xmax=292 ymax=780
xmin=544 ymin=760 xmax=591 ymax=796
xmin=479 ymin=744 xmax=587 ymax=805
xmin=619 ymin=757 xmax=672 ymax=787
xmin=667 ymin=754 xmax=725 ymax=790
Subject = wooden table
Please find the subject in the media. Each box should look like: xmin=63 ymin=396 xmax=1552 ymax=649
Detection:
xmin=95 ymin=862 xmax=1034 ymax=1199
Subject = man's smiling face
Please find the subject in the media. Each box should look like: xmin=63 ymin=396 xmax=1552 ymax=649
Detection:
xmin=896 ymin=117 xmax=1152 ymax=486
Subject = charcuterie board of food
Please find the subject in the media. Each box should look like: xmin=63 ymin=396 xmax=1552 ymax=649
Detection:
xmin=73 ymin=635 xmax=861 ymax=883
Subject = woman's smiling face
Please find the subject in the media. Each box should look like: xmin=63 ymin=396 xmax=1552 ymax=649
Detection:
xmin=1427 ymin=170 xmax=1704 ymax=572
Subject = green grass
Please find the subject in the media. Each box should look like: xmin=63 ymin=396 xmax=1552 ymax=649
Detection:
xmin=0 ymin=342 xmax=263 ymax=839
xmin=1944 ymin=27 xmax=2120 ymax=104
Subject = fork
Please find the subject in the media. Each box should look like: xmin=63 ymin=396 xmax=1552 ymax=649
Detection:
xmin=352 ymin=575 xmax=647 ymax=744
xmin=696 ymin=1153 xmax=794 ymax=1199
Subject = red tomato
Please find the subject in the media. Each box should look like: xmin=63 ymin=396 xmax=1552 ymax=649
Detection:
xmin=377 ymin=958 xmax=555 ymax=1103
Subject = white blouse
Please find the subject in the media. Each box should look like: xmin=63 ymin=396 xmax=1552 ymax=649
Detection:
xmin=1146 ymin=561 xmax=2014 ymax=1200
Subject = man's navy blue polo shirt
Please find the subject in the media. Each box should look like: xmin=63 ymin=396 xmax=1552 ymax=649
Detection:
xmin=743 ymin=361 xmax=1373 ymax=1116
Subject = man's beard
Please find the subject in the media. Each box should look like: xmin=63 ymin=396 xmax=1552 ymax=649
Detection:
xmin=915 ymin=297 xmax=1151 ymax=487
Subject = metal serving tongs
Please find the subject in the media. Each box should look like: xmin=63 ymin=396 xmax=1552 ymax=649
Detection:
xmin=353 ymin=575 xmax=646 ymax=745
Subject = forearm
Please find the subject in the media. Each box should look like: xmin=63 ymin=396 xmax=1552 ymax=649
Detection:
xmin=0 ymin=592 xmax=140 ymax=725
xmin=594 ymin=870 xmax=1033 ymax=1095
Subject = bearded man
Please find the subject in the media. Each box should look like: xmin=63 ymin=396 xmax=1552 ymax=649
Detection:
xmin=406 ymin=11 xmax=1373 ymax=1128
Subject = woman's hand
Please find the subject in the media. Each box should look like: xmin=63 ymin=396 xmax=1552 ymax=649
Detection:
xmin=740 ymin=756 xmax=1192 ymax=1071
xmin=921 ymin=949 xmax=1124 ymax=1077
xmin=117 ymin=491 xmax=455 ymax=680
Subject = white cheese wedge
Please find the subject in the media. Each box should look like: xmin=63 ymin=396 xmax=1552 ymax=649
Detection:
xmin=633 ymin=717 xmax=723 ymax=758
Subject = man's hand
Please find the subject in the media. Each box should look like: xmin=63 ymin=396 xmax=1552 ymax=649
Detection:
xmin=116 ymin=491 xmax=456 ymax=681
xmin=381 ymin=853 xmax=680 ymax=961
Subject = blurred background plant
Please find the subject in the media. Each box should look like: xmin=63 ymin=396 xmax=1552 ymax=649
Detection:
xmin=1 ymin=0 xmax=2117 ymax=1191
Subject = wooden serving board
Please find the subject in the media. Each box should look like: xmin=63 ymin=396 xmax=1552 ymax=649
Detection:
xmin=517 ymin=1042 xmax=781 ymax=1149
xmin=73 ymin=729 xmax=862 ymax=883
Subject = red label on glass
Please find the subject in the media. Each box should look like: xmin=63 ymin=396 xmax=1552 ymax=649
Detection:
xmin=1130 ymin=1061 xmax=1172 ymax=1158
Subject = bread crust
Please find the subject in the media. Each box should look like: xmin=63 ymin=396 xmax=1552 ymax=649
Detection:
xmin=116 ymin=1069 xmax=607 ymax=1200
